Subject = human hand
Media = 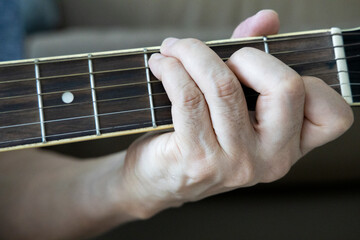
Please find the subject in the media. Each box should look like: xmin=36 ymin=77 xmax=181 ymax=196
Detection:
xmin=117 ymin=10 xmax=353 ymax=219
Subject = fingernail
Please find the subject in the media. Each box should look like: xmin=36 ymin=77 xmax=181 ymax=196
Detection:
xmin=162 ymin=37 xmax=179 ymax=48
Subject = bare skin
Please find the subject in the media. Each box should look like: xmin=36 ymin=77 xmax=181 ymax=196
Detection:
xmin=0 ymin=10 xmax=354 ymax=240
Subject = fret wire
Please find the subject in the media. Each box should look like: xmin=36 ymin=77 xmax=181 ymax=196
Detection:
xmin=34 ymin=60 xmax=47 ymax=143
xmin=263 ymin=36 xmax=269 ymax=53
xmin=0 ymin=105 xmax=171 ymax=130
xmin=2 ymin=41 xmax=360 ymax=85
xmin=88 ymin=54 xmax=101 ymax=136
xmin=144 ymin=48 xmax=157 ymax=128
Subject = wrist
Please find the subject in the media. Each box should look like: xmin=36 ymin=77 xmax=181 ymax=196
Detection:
xmin=73 ymin=151 xmax=137 ymax=230
xmin=117 ymin=142 xmax=182 ymax=220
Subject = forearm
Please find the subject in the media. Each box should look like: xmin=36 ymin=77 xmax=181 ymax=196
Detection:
xmin=0 ymin=149 xmax=136 ymax=240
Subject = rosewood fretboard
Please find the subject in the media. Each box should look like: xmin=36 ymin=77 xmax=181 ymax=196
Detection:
xmin=0 ymin=28 xmax=359 ymax=152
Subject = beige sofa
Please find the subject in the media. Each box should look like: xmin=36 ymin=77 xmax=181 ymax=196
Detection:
xmin=25 ymin=1 xmax=360 ymax=239
xmin=27 ymin=0 xmax=360 ymax=57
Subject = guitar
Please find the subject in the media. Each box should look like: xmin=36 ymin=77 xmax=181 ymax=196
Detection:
xmin=0 ymin=27 xmax=359 ymax=152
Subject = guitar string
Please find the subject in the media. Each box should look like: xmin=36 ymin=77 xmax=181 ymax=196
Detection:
xmin=0 ymin=43 xmax=359 ymax=116
xmin=0 ymin=80 xmax=359 ymax=129
xmin=5 ymin=89 xmax=360 ymax=145
xmin=1 ymin=53 xmax=360 ymax=102
xmin=1 ymin=41 xmax=360 ymax=85
xmin=0 ymin=32 xmax=340 ymax=67
xmin=2 ymin=91 xmax=360 ymax=144
xmin=2 ymin=90 xmax=360 ymax=146
xmin=0 ymin=69 xmax=359 ymax=116
xmin=341 ymin=33 xmax=360 ymax=36
xmin=2 ymin=87 xmax=360 ymax=128
xmin=1 ymin=34 xmax=360 ymax=144
xmin=0 ymin=105 xmax=172 ymax=130
xmin=0 ymin=92 xmax=168 ymax=115
xmin=1 ymin=74 xmax=359 ymax=116
xmin=0 ymin=66 xmax=147 ymax=84
xmin=0 ymin=119 xmax=173 ymax=146
xmin=4 ymin=77 xmax=359 ymax=117
xmin=1 ymin=31 xmax=359 ymax=68
xmin=0 ymin=79 xmax=163 ymax=100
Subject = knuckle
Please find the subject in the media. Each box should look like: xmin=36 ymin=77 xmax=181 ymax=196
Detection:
xmin=223 ymin=153 xmax=256 ymax=187
xmin=177 ymin=83 xmax=204 ymax=109
xmin=331 ymin=106 xmax=354 ymax=136
xmin=262 ymin=158 xmax=293 ymax=183
xmin=339 ymin=104 xmax=354 ymax=130
xmin=212 ymin=74 xmax=239 ymax=99
xmin=169 ymin=158 xmax=218 ymax=197
xmin=235 ymin=159 xmax=256 ymax=186
xmin=186 ymin=161 xmax=217 ymax=184
xmin=280 ymin=73 xmax=305 ymax=101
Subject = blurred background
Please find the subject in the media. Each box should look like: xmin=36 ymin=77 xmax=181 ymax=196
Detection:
xmin=1 ymin=0 xmax=360 ymax=239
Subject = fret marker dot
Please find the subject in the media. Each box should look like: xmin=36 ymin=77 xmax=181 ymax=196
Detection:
xmin=62 ymin=92 xmax=74 ymax=104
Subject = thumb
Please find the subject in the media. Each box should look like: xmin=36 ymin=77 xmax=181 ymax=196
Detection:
xmin=231 ymin=9 xmax=280 ymax=38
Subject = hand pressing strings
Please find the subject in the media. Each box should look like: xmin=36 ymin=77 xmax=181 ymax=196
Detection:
xmin=118 ymin=10 xmax=353 ymax=219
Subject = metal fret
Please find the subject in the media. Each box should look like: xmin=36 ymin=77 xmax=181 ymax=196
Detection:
xmin=143 ymin=48 xmax=157 ymax=128
xmin=331 ymin=28 xmax=353 ymax=104
xmin=34 ymin=60 xmax=47 ymax=143
xmin=263 ymin=36 xmax=269 ymax=53
xmin=88 ymin=54 xmax=101 ymax=135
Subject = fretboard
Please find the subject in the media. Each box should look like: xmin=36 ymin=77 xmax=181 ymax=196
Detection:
xmin=0 ymin=27 xmax=359 ymax=152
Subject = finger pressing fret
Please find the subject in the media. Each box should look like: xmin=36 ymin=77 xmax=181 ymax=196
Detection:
xmin=0 ymin=28 xmax=359 ymax=151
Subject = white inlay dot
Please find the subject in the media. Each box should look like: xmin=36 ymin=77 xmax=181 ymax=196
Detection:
xmin=62 ymin=91 xmax=74 ymax=104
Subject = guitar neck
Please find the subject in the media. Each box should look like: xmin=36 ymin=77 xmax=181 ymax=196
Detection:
xmin=0 ymin=27 xmax=359 ymax=152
